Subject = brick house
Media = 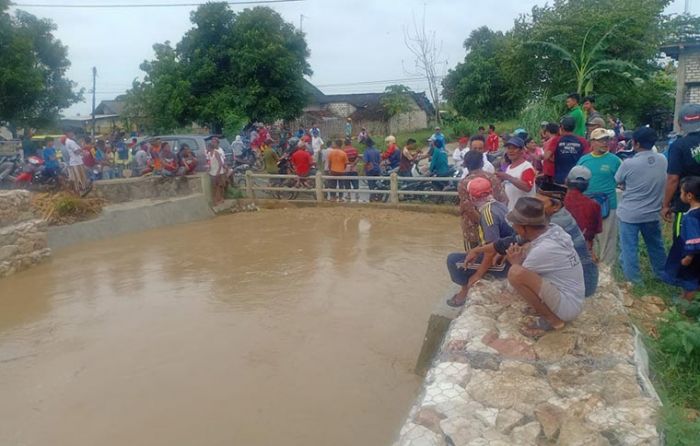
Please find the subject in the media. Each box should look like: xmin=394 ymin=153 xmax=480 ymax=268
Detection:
xmin=663 ymin=41 xmax=700 ymax=132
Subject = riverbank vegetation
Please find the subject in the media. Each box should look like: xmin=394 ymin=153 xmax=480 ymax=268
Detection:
xmin=614 ymin=229 xmax=700 ymax=445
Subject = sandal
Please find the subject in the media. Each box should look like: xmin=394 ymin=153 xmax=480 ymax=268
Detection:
xmin=446 ymin=294 xmax=467 ymax=308
xmin=519 ymin=317 xmax=563 ymax=339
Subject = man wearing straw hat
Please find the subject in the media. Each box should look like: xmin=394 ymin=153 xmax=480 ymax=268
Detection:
xmin=464 ymin=197 xmax=585 ymax=337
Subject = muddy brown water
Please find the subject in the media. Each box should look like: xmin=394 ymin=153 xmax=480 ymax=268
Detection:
xmin=0 ymin=208 xmax=460 ymax=446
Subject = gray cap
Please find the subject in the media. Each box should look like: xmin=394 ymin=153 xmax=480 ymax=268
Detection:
xmin=567 ymin=165 xmax=592 ymax=182
xmin=680 ymin=103 xmax=700 ymax=133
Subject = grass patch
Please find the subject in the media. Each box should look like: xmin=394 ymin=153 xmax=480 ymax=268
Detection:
xmin=613 ymin=223 xmax=700 ymax=444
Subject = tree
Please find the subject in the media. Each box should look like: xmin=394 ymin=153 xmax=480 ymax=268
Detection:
xmin=404 ymin=10 xmax=442 ymax=124
xmin=125 ymin=4 xmax=311 ymax=133
xmin=442 ymin=0 xmax=677 ymax=127
xmin=380 ymin=85 xmax=413 ymax=117
xmin=442 ymin=27 xmax=525 ymax=119
xmin=0 ymin=1 xmax=81 ymax=131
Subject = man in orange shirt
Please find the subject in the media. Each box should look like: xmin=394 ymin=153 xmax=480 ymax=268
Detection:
xmin=327 ymin=139 xmax=349 ymax=201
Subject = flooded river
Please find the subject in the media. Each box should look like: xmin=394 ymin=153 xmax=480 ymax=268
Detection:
xmin=0 ymin=208 xmax=460 ymax=446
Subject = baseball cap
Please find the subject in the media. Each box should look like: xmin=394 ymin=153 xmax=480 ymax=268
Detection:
xmin=467 ymin=177 xmax=492 ymax=199
xmin=505 ymin=137 xmax=525 ymax=149
xmin=632 ymin=127 xmax=657 ymax=150
xmin=458 ymin=137 xmax=469 ymax=145
xmin=680 ymin=103 xmax=700 ymax=133
xmin=567 ymin=165 xmax=592 ymax=182
xmin=589 ymin=128 xmax=614 ymax=140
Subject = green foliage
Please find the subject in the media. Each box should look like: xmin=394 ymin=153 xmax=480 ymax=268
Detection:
xmin=442 ymin=0 xmax=676 ymax=127
xmin=443 ymin=117 xmax=481 ymax=139
xmin=124 ymin=4 xmax=310 ymax=133
xmin=442 ymin=27 xmax=525 ymax=120
xmin=54 ymin=195 xmax=79 ymax=216
xmin=526 ymin=22 xmax=640 ymax=96
xmin=225 ymin=185 xmax=244 ymax=200
xmin=0 ymin=3 xmax=81 ymax=129
xmin=517 ymin=99 xmax=564 ymax=142
xmin=380 ymin=85 xmax=413 ymax=117
xmin=663 ymin=13 xmax=700 ymax=43
xmin=613 ymin=224 xmax=700 ymax=445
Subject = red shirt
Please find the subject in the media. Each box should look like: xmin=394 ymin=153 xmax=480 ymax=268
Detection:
xmin=486 ymin=133 xmax=500 ymax=152
xmin=542 ymin=138 xmax=556 ymax=177
xmin=290 ymin=149 xmax=313 ymax=176
xmin=382 ymin=143 xmax=398 ymax=160
xmin=564 ymin=188 xmax=603 ymax=242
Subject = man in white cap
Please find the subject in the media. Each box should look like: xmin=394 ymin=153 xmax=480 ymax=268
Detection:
xmin=577 ymin=128 xmax=622 ymax=264
xmin=662 ymin=103 xmax=700 ymax=240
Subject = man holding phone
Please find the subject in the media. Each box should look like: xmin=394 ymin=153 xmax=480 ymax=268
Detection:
xmin=446 ymin=177 xmax=514 ymax=307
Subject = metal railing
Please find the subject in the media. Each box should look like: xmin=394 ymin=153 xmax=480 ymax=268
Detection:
xmin=240 ymin=171 xmax=460 ymax=204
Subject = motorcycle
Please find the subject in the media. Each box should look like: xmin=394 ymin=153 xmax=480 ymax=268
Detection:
xmin=0 ymin=154 xmax=22 ymax=187
xmin=14 ymin=156 xmax=61 ymax=191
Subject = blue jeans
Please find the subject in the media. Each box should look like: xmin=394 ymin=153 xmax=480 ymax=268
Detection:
xmin=446 ymin=252 xmax=509 ymax=286
xmin=618 ymin=219 xmax=666 ymax=284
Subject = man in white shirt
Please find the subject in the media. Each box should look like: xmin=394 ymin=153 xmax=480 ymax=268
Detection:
xmin=64 ymin=130 xmax=87 ymax=192
xmin=452 ymin=137 xmax=469 ymax=165
xmin=461 ymin=135 xmax=495 ymax=179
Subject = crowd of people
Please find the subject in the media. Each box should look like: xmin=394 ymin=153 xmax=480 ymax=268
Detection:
xmin=446 ymin=98 xmax=700 ymax=339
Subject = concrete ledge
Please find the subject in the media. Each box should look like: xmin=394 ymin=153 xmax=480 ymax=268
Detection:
xmin=396 ymin=269 xmax=661 ymax=446
xmin=91 ymin=174 xmax=205 ymax=203
xmin=48 ymin=194 xmax=213 ymax=250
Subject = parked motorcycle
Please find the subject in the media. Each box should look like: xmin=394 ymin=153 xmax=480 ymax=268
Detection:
xmin=14 ymin=156 xmax=61 ymax=191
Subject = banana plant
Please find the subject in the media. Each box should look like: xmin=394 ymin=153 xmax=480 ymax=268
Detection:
xmin=527 ymin=22 xmax=640 ymax=95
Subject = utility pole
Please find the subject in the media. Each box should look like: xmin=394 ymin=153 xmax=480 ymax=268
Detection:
xmin=91 ymin=66 xmax=97 ymax=139
xmin=299 ymin=14 xmax=305 ymax=32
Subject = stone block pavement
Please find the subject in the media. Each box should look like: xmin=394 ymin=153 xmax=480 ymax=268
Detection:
xmin=396 ymin=268 xmax=661 ymax=446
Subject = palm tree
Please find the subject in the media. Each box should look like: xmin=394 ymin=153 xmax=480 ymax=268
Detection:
xmin=527 ymin=22 xmax=639 ymax=95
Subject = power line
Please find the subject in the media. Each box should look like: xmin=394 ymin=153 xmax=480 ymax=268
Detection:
xmin=11 ymin=0 xmax=302 ymax=8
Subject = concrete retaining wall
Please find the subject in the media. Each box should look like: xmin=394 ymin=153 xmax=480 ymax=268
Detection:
xmin=0 ymin=190 xmax=51 ymax=278
xmin=48 ymin=194 xmax=213 ymax=250
xmin=396 ymin=269 xmax=661 ymax=446
xmin=91 ymin=174 xmax=205 ymax=203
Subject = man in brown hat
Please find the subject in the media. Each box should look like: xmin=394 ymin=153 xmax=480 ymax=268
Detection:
xmin=466 ymin=196 xmax=585 ymax=336
xmin=505 ymin=197 xmax=585 ymax=335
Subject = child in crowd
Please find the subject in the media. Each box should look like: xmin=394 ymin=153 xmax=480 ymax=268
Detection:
xmin=41 ymin=137 xmax=59 ymax=178
xmin=662 ymin=176 xmax=700 ymax=302
xmin=525 ymin=137 xmax=544 ymax=173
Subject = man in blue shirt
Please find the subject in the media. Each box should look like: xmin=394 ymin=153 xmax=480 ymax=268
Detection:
xmin=615 ymin=127 xmax=668 ymax=284
xmin=42 ymin=137 xmax=59 ymax=178
xmin=549 ymin=117 xmax=588 ymax=185
xmin=363 ymin=138 xmax=382 ymax=202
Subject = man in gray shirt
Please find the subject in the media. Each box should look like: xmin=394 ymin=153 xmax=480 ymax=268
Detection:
xmin=615 ymin=127 xmax=668 ymax=284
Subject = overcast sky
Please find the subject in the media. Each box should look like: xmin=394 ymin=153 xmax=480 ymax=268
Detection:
xmin=9 ymin=0 xmax=692 ymax=116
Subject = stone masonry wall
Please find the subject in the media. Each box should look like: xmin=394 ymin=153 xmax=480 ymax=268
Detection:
xmin=396 ymin=269 xmax=660 ymax=446
xmin=0 ymin=190 xmax=51 ymax=278
xmin=685 ymin=52 xmax=700 ymax=83
xmin=91 ymin=174 xmax=204 ymax=204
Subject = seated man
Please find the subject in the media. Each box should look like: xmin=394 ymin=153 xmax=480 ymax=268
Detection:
xmin=537 ymin=183 xmax=599 ymax=297
xmin=465 ymin=197 xmax=585 ymax=337
xmin=446 ymin=177 xmax=514 ymax=307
